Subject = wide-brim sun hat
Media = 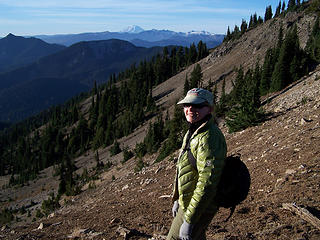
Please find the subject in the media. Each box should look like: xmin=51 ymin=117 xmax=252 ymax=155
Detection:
xmin=177 ymin=88 xmax=213 ymax=106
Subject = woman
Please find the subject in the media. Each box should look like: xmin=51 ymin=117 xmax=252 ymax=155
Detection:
xmin=167 ymin=88 xmax=227 ymax=240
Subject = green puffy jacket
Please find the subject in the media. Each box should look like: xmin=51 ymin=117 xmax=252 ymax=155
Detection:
xmin=172 ymin=118 xmax=227 ymax=224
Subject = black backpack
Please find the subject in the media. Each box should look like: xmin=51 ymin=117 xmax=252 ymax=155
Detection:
xmin=187 ymin=150 xmax=251 ymax=221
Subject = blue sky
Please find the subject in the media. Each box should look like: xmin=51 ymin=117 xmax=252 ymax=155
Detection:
xmin=0 ymin=0 xmax=284 ymax=37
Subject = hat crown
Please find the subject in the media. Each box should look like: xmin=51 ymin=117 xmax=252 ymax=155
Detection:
xmin=178 ymin=88 xmax=213 ymax=106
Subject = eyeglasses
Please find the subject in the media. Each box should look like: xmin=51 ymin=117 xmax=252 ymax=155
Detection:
xmin=183 ymin=103 xmax=208 ymax=109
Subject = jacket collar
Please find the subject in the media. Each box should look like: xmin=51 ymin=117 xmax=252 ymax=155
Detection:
xmin=181 ymin=114 xmax=212 ymax=151
xmin=176 ymin=115 xmax=211 ymax=198
xmin=189 ymin=114 xmax=212 ymax=138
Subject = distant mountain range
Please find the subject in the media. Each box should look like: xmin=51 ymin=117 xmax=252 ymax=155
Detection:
xmin=0 ymin=27 xmax=224 ymax=123
xmin=0 ymin=34 xmax=65 ymax=73
xmin=34 ymin=25 xmax=224 ymax=48
xmin=0 ymin=35 xmax=165 ymax=123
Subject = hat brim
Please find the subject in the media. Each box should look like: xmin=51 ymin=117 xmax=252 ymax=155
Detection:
xmin=177 ymin=95 xmax=207 ymax=105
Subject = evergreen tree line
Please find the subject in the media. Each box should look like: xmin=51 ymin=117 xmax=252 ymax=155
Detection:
xmin=0 ymin=42 xmax=209 ymax=191
xmin=224 ymin=65 xmax=264 ymax=133
xmin=133 ymin=104 xmax=187 ymax=163
xmin=54 ymin=14 xmax=320 ymax=173
xmin=122 ymin=0 xmax=319 ymax=162
xmin=89 ymin=42 xmax=208 ymax=150
xmin=260 ymin=24 xmax=313 ymax=94
xmin=224 ymin=0 xmax=309 ymax=42
xmin=183 ymin=64 xmax=204 ymax=94
xmin=113 ymin=61 xmax=204 ymax=165
xmin=0 ymin=96 xmax=86 ymax=186
xmin=215 ymin=17 xmax=319 ymax=133
xmin=136 ymin=62 xmax=205 ymax=162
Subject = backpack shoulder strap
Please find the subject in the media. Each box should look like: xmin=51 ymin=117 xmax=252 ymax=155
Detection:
xmin=186 ymin=141 xmax=235 ymax=222
xmin=186 ymin=140 xmax=198 ymax=171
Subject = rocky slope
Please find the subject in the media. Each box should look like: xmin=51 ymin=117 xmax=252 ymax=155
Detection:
xmin=2 ymin=58 xmax=320 ymax=240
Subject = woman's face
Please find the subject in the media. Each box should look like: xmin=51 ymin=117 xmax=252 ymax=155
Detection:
xmin=183 ymin=104 xmax=212 ymax=123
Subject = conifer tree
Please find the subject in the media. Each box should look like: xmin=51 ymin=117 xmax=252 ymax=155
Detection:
xmin=290 ymin=54 xmax=300 ymax=82
xmin=215 ymin=79 xmax=228 ymax=117
xmin=224 ymin=26 xmax=232 ymax=42
xmin=288 ymin=0 xmax=297 ymax=11
xmin=92 ymin=127 xmax=105 ymax=149
xmin=146 ymin=91 xmax=157 ymax=112
xmin=184 ymin=47 xmax=189 ymax=66
xmin=143 ymin=116 xmax=164 ymax=154
xmin=96 ymin=92 xmax=108 ymax=132
xmin=271 ymin=25 xmax=301 ymax=91
xmin=104 ymin=119 xmax=114 ymax=146
xmin=133 ymin=102 xmax=144 ymax=125
xmin=170 ymin=47 xmax=177 ymax=75
xmin=161 ymin=47 xmax=171 ymax=81
xmin=241 ymin=19 xmax=248 ymax=34
xmin=226 ymin=69 xmax=263 ymax=133
xmin=249 ymin=15 xmax=254 ymax=29
xmin=121 ymin=146 xmax=133 ymax=163
xmin=199 ymin=40 xmax=208 ymax=60
xmin=253 ymin=13 xmax=258 ymax=27
xmin=77 ymin=115 xmax=91 ymax=152
xmin=54 ymin=130 xmax=65 ymax=159
xmin=183 ymin=75 xmax=190 ymax=95
xmin=156 ymin=104 xmax=186 ymax=162
xmin=260 ymin=48 xmax=274 ymax=95
xmin=58 ymin=153 xmax=77 ymax=196
xmin=282 ymin=1 xmax=286 ymax=12
xmin=275 ymin=1 xmax=282 ymax=17
xmin=306 ymin=17 xmax=320 ymax=62
xmin=110 ymin=140 xmax=121 ymax=156
xmin=71 ymin=105 xmax=79 ymax=124
xmin=188 ymin=43 xmax=198 ymax=64
xmin=212 ymin=84 xmax=218 ymax=106
xmin=176 ymin=46 xmax=185 ymax=71
xmin=253 ymin=62 xmax=262 ymax=93
xmin=92 ymin=81 xmax=97 ymax=96
xmin=89 ymin=96 xmax=98 ymax=134
xmin=233 ymin=25 xmax=241 ymax=39
xmin=231 ymin=66 xmax=245 ymax=102
xmin=277 ymin=24 xmax=284 ymax=49
xmin=189 ymin=64 xmax=203 ymax=88
xmin=264 ymin=5 xmax=273 ymax=22
xmin=270 ymin=47 xmax=290 ymax=92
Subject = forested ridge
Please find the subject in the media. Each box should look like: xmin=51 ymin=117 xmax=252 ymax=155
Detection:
xmin=0 ymin=42 xmax=209 ymax=192
xmin=1 ymin=0 xmax=319 ymax=224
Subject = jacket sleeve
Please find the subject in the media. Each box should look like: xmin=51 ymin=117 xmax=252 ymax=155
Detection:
xmin=172 ymin=168 xmax=179 ymax=202
xmin=172 ymin=131 xmax=189 ymax=202
xmin=184 ymin=128 xmax=226 ymax=224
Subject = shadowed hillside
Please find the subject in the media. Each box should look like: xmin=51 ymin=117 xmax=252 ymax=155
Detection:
xmin=0 ymin=39 xmax=164 ymax=122
xmin=0 ymin=34 xmax=65 ymax=73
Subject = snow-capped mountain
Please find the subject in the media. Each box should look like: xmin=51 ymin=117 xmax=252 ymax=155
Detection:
xmin=187 ymin=30 xmax=213 ymax=35
xmin=34 ymin=26 xmax=225 ymax=48
xmin=121 ymin=25 xmax=144 ymax=33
